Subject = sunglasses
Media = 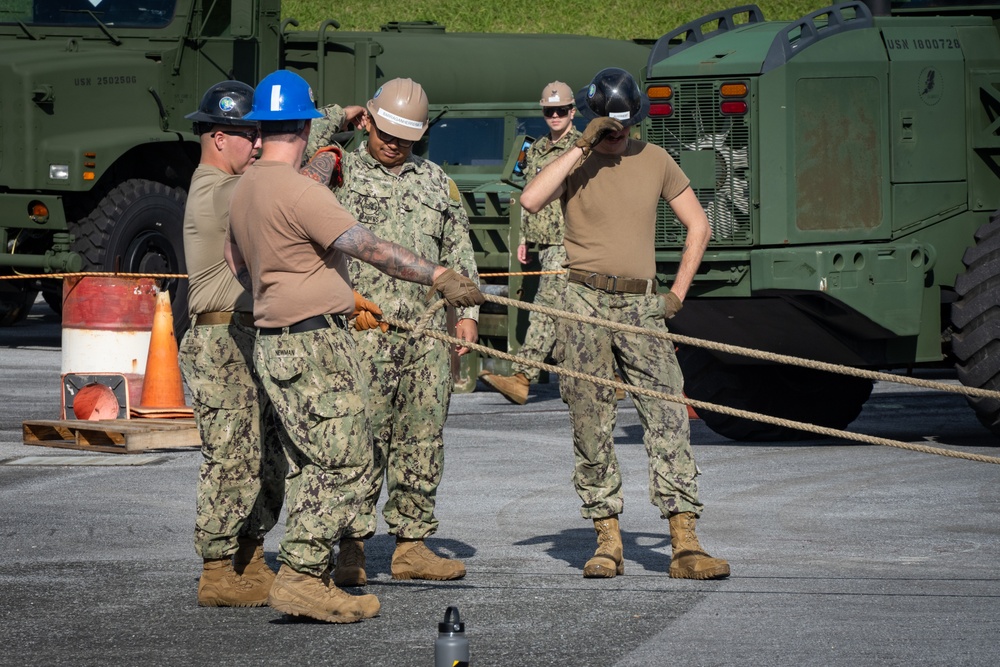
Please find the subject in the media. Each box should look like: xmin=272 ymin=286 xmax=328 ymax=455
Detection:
xmin=216 ymin=129 xmax=259 ymax=143
xmin=543 ymin=106 xmax=573 ymax=118
xmin=375 ymin=128 xmax=415 ymax=148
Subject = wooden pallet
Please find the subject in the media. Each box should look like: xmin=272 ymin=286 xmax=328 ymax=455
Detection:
xmin=22 ymin=418 xmax=200 ymax=454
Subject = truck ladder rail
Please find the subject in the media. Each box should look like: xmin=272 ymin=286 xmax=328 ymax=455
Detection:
xmin=647 ymin=5 xmax=765 ymax=71
xmin=761 ymin=2 xmax=873 ymax=73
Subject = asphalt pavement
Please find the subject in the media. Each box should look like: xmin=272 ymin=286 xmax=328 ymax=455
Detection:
xmin=0 ymin=299 xmax=997 ymax=667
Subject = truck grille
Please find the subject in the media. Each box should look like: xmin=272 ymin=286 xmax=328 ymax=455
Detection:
xmin=648 ymin=81 xmax=752 ymax=247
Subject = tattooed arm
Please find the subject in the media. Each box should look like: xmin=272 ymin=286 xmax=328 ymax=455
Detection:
xmin=333 ymin=223 xmax=446 ymax=285
xmin=300 ymin=148 xmax=340 ymax=186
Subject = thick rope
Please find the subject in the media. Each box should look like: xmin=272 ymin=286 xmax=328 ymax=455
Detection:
xmin=482 ymin=293 xmax=1000 ymax=401
xmin=7 ymin=271 xmax=999 ymax=461
xmin=398 ymin=298 xmax=1000 ymax=465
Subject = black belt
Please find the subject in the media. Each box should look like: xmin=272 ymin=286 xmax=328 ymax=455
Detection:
xmin=258 ymin=314 xmax=348 ymax=336
xmin=568 ymin=270 xmax=655 ymax=295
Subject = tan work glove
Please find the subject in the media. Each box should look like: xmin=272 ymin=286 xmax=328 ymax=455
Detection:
xmin=352 ymin=291 xmax=388 ymax=332
xmin=660 ymin=291 xmax=683 ymax=319
xmin=575 ymin=117 xmax=623 ymax=157
xmin=427 ymin=269 xmax=485 ymax=308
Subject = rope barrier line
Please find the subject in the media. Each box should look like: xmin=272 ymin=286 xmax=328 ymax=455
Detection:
xmin=0 ymin=271 xmax=187 ymax=280
xmin=12 ymin=271 xmax=996 ymax=397
xmin=398 ymin=298 xmax=1000 ymax=465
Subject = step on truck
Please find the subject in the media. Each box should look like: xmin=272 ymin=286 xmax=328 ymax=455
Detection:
xmin=642 ymin=0 xmax=1000 ymax=439
xmin=0 ymin=0 xmax=650 ymax=391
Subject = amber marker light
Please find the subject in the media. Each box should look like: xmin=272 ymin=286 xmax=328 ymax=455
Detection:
xmin=29 ymin=201 xmax=50 ymax=223
xmin=720 ymin=82 xmax=748 ymax=97
xmin=646 ymin=85 xmax=673 ymax=100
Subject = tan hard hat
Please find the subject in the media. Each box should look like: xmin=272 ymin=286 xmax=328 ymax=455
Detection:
xmin=367 ymin=78 xmax=429 ymax=142
xmin=539 ymin=81 xmax=574 ymax=107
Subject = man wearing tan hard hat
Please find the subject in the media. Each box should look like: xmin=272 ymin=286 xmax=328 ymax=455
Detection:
xmin=305 ymin=79 xmax=481 ymax=587
xmin=480 ymin=80 xmax=628 ymax=406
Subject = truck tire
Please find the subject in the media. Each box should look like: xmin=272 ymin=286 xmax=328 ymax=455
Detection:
xmin=70 ymin=179 xmax=189 ymax=336
xmin=677 ymin=346 xmax=873 ymax=441
xmin=0 ymin=287 xmax=38 ymax=326
xmin=951 ymin=209 xmax=1000 ymax=437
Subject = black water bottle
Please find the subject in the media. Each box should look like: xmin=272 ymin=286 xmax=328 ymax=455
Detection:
xmin=434 ymin=606 xmax=470 ymax=667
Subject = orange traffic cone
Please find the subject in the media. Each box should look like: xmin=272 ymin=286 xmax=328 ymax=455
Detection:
xmin=131 ymin=291 xmax=193 ymax=419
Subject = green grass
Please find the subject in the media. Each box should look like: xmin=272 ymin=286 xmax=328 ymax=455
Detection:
xmin=281 ymin=0 xmax=827 ymax=41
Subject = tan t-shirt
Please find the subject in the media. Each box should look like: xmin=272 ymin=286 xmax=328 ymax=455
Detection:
xmin=562 ymin=140 xmax=689 ymax=280
xmin=183 ymin=165 xmax=253 ymax=318
xmin=228 ymin=160 xmax=357 ymax=328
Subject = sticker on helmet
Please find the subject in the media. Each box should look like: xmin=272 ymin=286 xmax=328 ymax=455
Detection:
xmin=218 ymin=96 xmax=236 ymax=112
xmin=308 ymin=87 xmax=315 ymax=102
xmin=376 ymin=107 xmax=424 ymax=130
xmin=547 ymin=92 xmax=562 ymax=103
xmin=373 ymin=86 xmax=383 ymax=99
xmin=587 ymin=84 xmax=596 ymax=99
xmin=610 ymin=111 xmax=630 ymax=121
xmin=269 ymin=85 xmax=282 ymax=111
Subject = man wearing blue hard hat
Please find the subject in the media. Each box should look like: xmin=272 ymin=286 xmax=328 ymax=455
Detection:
xmin=520 ymin=67 xmax=729 ymax=582
xmin=226 ymin=70 xmax=483 ymax=623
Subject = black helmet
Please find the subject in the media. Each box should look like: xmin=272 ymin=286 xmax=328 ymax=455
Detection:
xmin=185 ymin=80 xmax=256 ymax=127
xmin=575 ymin=67 xmax=649 ymax=128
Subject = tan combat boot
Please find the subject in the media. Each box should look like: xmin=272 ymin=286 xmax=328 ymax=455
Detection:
xmin=667 ymin=512 xmax=730 ymax=580
xmin=197 ymin=558 xmax=270 ymax=607
xmin=267 ymin=564 xmax=380 ymax=623
xmin=479 ymin=371 xmax=529 ymax=405
xmin=333 ymin=537 xmax=367 ymax=587
xmin=234 ymin=537 xmax=276 ymax=589
xmin=583 ymin=516 xmax=624 ymax=578
xmin=391 ymin=539 xmax=466 ymax=581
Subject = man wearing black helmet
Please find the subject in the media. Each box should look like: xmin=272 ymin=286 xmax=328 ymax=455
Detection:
xmin=178 ymin=80 xmax=287 ymax=608
xmin=521 ymin=67 xmax=729 ymax=581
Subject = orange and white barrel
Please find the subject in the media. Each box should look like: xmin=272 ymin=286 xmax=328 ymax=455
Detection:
xmin=61 ymin=276 xmax=158 ymax=409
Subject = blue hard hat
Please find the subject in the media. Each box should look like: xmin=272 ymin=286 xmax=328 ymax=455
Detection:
xmin=245 ymin=70 xmax=323 ymax=121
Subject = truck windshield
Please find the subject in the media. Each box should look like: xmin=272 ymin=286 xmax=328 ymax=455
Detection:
xmin=428 ymin=116 xmax=586 ymax=167
xmin=1 ymin=1 xmax=177 ymax=27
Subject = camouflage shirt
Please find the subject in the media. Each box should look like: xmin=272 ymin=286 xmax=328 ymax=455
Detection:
xmin=339 ymin=143 xmax=480 ymax=327
xmin=304 ymin=105 xmax=348 ymax=161
xmin=519 ymin=127 xmax=582 ymax=247
xmin=306 ymin=105 xmax=479 ymax=326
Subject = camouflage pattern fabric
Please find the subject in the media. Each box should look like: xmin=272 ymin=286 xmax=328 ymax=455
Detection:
xmin=304 ymin=105 xmax=348 ymax=163
xmin=345 ymin=328 xmax=451 ymax=539
xmin=511 ymin=243 xmax=568 ymax=383
xmin=178 ymin=318 xmax=287 ymax=559
xmin=253 ymin=325 xmax=375 ymax=576
xmin=555 ymin=283 xmax=703 ymax=520
xmin=518 ymin=127 xmax=581 ymax=246
xmin=333 ymin=142 xmax=478 ymax=540
xmin=339 ymin=143 xmax=480 ymax=327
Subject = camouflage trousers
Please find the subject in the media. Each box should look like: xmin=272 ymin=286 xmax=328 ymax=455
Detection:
xmin=512 ymin=244 xmax=568 ymax=383
xmin=178 ymin=317 xmax=287 ymax=560
xmin=254 ymin=320 xmax=374 ymax=577
xmin=345 ymin=327 xmax=452 ymax=540
xmin=555 ymin=283 xmax=703 ymax=520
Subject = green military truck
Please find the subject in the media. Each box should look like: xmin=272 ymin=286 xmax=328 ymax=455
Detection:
xmin=641 ymin=0 xmax=1000 ymax=439
xmin=0 ymin=0 xmax=649 ymax=386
